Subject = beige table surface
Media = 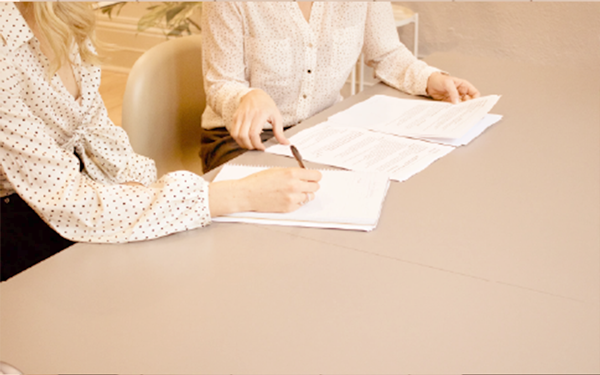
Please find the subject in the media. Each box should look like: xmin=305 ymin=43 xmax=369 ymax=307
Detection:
xmin=1 ymin=53 xmax=599 ymax=374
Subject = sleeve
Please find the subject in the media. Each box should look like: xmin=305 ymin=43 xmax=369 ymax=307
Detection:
xmin=73 ymin=86 xmax=158 ymax=187
xmin=363 ymin=2 xmax=440 ymax=97
xmin=0 ymin=60 xmax=212 ymax=243
xmin=201 ymin=2 xmax=255 ymax=130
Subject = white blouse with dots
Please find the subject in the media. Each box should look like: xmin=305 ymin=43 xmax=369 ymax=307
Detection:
xmin=0 ymin=2 xmax=211 ymax=243
xmin=200 ymin=1 xmax=440 ymax=130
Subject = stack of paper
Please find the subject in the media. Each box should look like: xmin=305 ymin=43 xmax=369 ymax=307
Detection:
xmin=212 ymin=165 xmax=390 ymax=231
xmin=267 ymin=123 xmax=454 ymax=182
xmin=330 ymin=94 xmax=498 ymax=135
xmin=267 ymin=95 xmax=502 ymax=181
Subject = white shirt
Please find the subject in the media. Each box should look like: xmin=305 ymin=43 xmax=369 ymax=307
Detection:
xmin=201 ymin=1 xmax=439 ymax=130
xmin=0 ymin=2 xmax=211 ymax=243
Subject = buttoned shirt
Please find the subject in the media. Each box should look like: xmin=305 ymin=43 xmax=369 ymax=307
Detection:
xmin=201 ymin=1 xmax=439 ymax=130
xmin=0 ymin=2 xmax=210 ymax=243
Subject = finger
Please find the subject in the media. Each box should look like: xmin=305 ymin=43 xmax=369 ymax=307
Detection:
xmin=445 ymin=78 xmax=460 ymax=104
xmin=456 ymin=81 xmax=468 ymax=96
xmin=237 ymin=115 xmax=256 ymax=150
xmin=296 ymin=193 xmax=306 ymax=207
xmin=250 ymin=113 xmax=270 ymax=151
xmin=276 ymin=169 xmax=321 ymax=193
xmin=272 ymin=112 xmax=290 ymax=145
xmin=249 ymin=127 xmax=265 ymax=151
xmin=294 ymin=168 xmax=323 ymax=182
xmin=230 ymin=115 xmax=250 ymax=150
xmin=301 ymin=192 xmax=315 ymax=205
xmin=278 ymin=171 xmax=320 ymax=193
xmin=458 ymin=79 xmax=480 ymax=99
xmin=297 ymin=180 xmax=320 ymax=193
xmin=469 ymin=83 xmax=481 ymax=98
xmin=248 ymin=118 xmax=266 ymax=151
xmin=296 ymin=192 xmax=314 ymax=206
xmin=456 ymin=83 xmax=472 ymax=101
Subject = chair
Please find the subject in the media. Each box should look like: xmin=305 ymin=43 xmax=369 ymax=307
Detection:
xmin=121 ymin=34 xmax=205 ymax=176
xmin=392 ymin=3 xmax=419 ymax=59
xmin=350 ymin=5 xmax=419 ymax=95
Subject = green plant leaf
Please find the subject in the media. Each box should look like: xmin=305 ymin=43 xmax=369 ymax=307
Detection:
xmin=100 ymin=3 xmax=126 ymax=19
xmin=167 ymin=23 xmax=191 ymax=37
xmin=165 ymin=4 xmax=187 ymax=24
xmin=102 ymin=2 xmax=202 ymax=36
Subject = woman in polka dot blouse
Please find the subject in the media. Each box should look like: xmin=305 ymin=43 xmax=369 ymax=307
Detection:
xmin=200 ymin=2 xmax=481 ymax=172
xmin=0 ymin=2 xmax=321 ymax=281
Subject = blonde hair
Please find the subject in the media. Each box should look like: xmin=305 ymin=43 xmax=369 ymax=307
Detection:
xmin=29 ymin=2 xmax=100 ymax=74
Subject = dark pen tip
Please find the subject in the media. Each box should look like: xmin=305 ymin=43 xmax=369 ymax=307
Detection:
xmin=290 ymin=145 xmax=306 ymax=169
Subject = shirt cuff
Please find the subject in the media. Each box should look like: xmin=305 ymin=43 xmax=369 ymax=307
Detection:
xmin=416 ymin=66 xmax=445 ymax=97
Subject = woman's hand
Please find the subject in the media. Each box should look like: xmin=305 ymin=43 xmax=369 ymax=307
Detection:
xmin=209 ymin=167 xmax=322 ymax=217
xmin=426 ymin=72 xmax=480 ymax=104
xmin=229 ymin=89 xmax=289 ymax=151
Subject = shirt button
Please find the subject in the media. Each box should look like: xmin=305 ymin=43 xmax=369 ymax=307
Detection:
xmin=303 ymin=94 xmax=307 ymax=99
xmin=307 ymin=69 xmax=312 ymax=74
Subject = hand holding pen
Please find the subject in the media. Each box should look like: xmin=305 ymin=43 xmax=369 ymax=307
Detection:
xmin=291 ymin=145 xmax=306 ymax=169
xmin=290 ymin=145 xmax=319 ymax=205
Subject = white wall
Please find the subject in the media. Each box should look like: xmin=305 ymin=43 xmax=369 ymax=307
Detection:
xmin=97 ymin=2 xmax=600 ymax=73
xmin=397 ymin=2 xmax=600 ymax=70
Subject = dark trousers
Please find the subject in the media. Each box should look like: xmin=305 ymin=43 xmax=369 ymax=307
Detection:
xmin=1 ymin=194 xmax=75 ymax=281
xmin=200 ymin=127 xmax=276 ymax=173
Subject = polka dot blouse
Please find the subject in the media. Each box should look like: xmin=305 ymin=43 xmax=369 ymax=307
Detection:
xmin=0 ymin=2 xmax=211 ymax=243
xmin=200 ymin=1 xmax=440 ymax=130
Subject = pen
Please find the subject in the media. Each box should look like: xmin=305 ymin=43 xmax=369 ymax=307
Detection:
xmin=290 ymin=145 xmax=306 ymax=169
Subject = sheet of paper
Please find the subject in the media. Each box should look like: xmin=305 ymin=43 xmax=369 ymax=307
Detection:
xmin=267 ymin=122 xmax=454 ymax=182
xmin=328 ymin=94 xmax=500 ymax=140
xmin=212 ymin=165 xmax=390 ymax=231
xmin=328 ymin=94 xmax=416 ymax=130
xmin=423 ymin=114 xmax=503 ymax=146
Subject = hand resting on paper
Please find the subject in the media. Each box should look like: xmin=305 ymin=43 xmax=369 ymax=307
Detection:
xmin=209 ymin=167 xmax=322 ymax=216
xmin=426 ymin=72 xmax=481 ymax=104
xmin=229 ymin=89 xmax=290 ymax=151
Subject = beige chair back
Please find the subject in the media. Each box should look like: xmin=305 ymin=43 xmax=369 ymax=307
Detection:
xmin=121 ymin=35 xmax=204 ymax=176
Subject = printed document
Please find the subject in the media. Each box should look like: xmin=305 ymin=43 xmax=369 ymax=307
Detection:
xmin=212 ymin=165 xmax=390 ymax=231
xmin=328 ymin=94 xmax=500 ymax=140
xmin=267 ymin=94 xmax=500 ymax=182
xmin=423 ymin=113 xmax=503 ymax=146
xmin=267 ymin=122 xmax=454 ymax=182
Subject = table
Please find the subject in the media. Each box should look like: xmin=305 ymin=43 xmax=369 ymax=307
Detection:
xmin=1 ymin=53 xmax=598 ymax=374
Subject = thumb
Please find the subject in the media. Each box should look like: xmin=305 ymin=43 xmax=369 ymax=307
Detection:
xmin=444 ymin=78 xmax=460 ymax=104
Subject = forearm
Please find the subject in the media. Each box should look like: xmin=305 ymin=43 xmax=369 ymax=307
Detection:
xmin=1 ymin=118 xmax=210 ymax=243
xmin=201 ymin=2 xmax=253 ymax=126
xmin=31 ymin=171 xmax=211 ymax=243
xmin=364 ymin=2 xmax=440 ymax=96
xmin=208 ymin=167 xmax=323 ymax=217
xmin=375 ymin=54 xmax=440 ymax=96
xmin=208 ymin=179 xmax=249 ymax=217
